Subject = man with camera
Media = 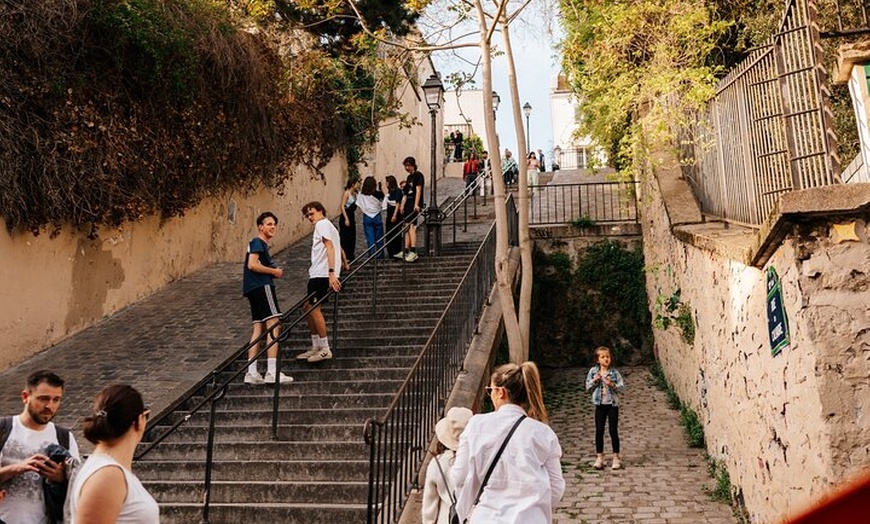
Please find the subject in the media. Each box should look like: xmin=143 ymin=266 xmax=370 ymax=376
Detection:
xmin=0 ymin=370 xmax=80 ymax=524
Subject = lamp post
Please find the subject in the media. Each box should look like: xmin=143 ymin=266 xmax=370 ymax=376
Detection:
xmin=523 ymin=102 xmax=532 ymax=152
xmin=421 ymin=73 xmax=444 ymax=256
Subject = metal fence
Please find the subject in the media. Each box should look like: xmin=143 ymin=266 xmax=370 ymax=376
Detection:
xmin=364 ymin=193 xmax=518 ymax=524
xmin=364 ymin=213 xmax=500 ymax=524
xmin=528 ymin=181 xmax=639 ymax=226
xmin=682 ymin=0 xmax=841 ymax=227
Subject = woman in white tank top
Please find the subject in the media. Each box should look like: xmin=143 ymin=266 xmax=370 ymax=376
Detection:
xmin=69 ymin=385 xmax=159 ymax=523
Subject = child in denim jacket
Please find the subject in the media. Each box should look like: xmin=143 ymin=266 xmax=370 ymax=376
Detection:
xmin=585 ymin=346 xmax=625 ymax=470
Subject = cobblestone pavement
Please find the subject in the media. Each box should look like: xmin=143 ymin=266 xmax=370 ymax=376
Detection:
xmin=545 ymin=366 xmax=738 ymax=524
xmin=0 ymin=176 xmax=487 ymax=451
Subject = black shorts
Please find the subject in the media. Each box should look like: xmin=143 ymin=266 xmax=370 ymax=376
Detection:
xmin=307 ymin=277 xmax=331 ymax=306
xmin=403 ymin=208 xmax=420 ymax=225
xmin=246 ymin=285 xmax=281 ymax=323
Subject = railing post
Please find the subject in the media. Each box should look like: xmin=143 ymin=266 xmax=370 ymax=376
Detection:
xmin=201 ymin=386 xmax=225 ymax=524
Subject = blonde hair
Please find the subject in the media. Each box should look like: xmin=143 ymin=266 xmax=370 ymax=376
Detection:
xmin=491 ymin=362 xmax=549 ymax=423
xmin=594 ymin=346 xmax=612 ymax=362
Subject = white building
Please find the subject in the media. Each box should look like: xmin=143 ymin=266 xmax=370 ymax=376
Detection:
xmin=442 ymin=88 xmax=495 ymax=159
xmin=550 ymin=74 xmax=607 ymax=170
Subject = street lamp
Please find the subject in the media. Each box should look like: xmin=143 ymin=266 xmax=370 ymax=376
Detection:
xmin=421 ymin=73 xmax=444 ymax=255
xmin=523 ymin=102 xmax=532 ymax=152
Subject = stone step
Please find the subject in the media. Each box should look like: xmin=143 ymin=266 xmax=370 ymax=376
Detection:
xmin=135 ymin=459 xmax=369 ymax=482
xmin=158 ymin=502 xmax=367 ymax=524
xmin=175 ymin=392 xmax=394 ymax=411
xmin=144 ymin=479 xmax=368 ymax=505
xmin=147 ymin=423 xmax=366 ymax=443
xmin=158 ymin=407 xmax=382 ymax=427
xmin=186 ymin=379 xmax=405 ymax=398
xmin=137 ymin=441 xmax=368 ymax=461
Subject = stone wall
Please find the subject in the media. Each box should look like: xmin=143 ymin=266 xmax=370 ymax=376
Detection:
xmin=0 ymin=54 xmax=440 ymax=370
xmin=639 ymin=163 xmax=870 ymax=522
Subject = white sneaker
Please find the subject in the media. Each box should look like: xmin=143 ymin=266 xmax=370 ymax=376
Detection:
xmin=263 ymin=372 xmax=293 ymax=384
xmin=307 ymin=348 xmax=333 ymax=362
xmin=296 ymin=347 xmax=319 ymax=360
xmin=404 ymin=251 xmax=418 ymax=262
xmin=244 ymin=372 xmax=265 ymax=385
xmin=392 ymin=252 xmax=404 ymax=259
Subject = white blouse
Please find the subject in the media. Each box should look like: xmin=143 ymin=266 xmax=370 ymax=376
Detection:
xmin=70 ymin=453 xmax=160 ymax=524
xmin=422 ymin=450 xmax=456 ymax=524
xmin=451 ymin=404 xmax=565 ymax=524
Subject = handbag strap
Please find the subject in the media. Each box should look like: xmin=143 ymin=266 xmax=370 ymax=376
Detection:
xmin=432 ymin=453 xmax=456 ymax=504
xmin=473 ymin=414 xmax=526 ymax=506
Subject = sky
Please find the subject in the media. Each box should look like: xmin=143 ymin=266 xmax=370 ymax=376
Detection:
xmin=428 ymin=6 xmax=565 ymax=159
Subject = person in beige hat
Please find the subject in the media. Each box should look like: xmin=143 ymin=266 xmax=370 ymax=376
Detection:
xmin=422 ymin=406 xmax=473 ymax=524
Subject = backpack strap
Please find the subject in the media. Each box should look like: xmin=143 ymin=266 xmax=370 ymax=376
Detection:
xmin=0 ymin=416 xmax=13 ymax=451
xmin=54 ymin=425 xmax=70 ymax=450
xmin=432 ymin=454 xmax=456 ymax=504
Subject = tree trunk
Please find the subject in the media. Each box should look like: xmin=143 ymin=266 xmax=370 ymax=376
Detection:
xmin=473 ymin=0 xmax=524 ymax=361
xmin=498 ymin=14 xmax=533 ymax=363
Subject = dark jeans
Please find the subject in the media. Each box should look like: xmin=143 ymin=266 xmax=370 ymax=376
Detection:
xmin=595 ymin=404 xmax=620 ymax=453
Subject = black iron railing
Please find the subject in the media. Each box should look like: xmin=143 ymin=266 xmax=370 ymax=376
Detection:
xmin=134 ymin=174 xmax=501 ymax=523
xmin=528 ymin=181 xmax=639 ymax=226
xmin=364 ymin=222 xmax=496 ymax=524
xmin=363 ymin=192 xmax=518 ymax=524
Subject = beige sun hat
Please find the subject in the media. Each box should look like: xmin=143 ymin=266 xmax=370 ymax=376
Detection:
xmin=435 ymin=406 xmax=474 ymax=451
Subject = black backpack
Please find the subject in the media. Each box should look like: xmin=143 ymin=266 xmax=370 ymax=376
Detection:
xmin=0 ymin=416 xmax=72 ymax=524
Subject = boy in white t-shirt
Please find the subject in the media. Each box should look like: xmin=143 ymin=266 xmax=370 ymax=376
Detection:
xmin=296 ymin=201 xmax=346 ymax=363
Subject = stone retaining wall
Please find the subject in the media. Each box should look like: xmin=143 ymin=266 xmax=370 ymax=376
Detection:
xmin=639 ymin=156 xmax=870 ymax=522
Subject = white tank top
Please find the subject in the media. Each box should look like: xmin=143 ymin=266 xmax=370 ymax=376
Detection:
xmin=70 ymin=453 xmax=160 ymax=523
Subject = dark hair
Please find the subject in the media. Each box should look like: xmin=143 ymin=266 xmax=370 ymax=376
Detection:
xmin=256 ymin=211 xmax=278 ymax=226
xmin=385 ymin=175 xmax=398 ymax=191
xmin=301 ymin=201 xmax=326 ymax=216
xmin=361 ymin=176 xmax=377 ymax=195
xmin=490 ymin=362 xmax=549 ymax=423
xmin=83 ymin=385 xmax=146 ymax=444
xmin=26 ymin=370 xmax=64 ymax=391
xmin=528 ymin=152 xmax=536 ymax=159
xmin=402 ymin=156 xmax=417 ymax=169
xmin=345 ymin=178 xmax=360 ymax=190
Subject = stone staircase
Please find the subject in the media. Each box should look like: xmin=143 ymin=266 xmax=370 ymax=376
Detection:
xmin=134 ymin=241 xmax=485 ymax=523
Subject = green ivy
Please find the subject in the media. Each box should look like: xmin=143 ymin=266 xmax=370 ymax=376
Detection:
xmin=654 ymin=289 xmax=695 ymax=345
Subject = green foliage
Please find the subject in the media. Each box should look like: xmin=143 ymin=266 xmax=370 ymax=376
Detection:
xmin=654 ymin=289 xmax=695 ymax=345
xmin=706 ymin=457 xmax=733 ymax=503
xmin=680 ymin=404 xmax=705 ymax=447
xmin=560 ymin=0 xmax=730 ymax=173
xmin=570 ymin=215 xmax=596 ymax=230
xmin=650 ymin=361 xmax=704 ymax=446
xmin=0 ymin=0 xmax=412 ymax=233
xmin=531 ymin=241 xmax=652 ymax=367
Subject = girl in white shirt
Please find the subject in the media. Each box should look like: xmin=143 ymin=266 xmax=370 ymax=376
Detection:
xmin=452 ymin=362 xmax=565 ymax=523
xmin=69 ymin=385 xmax=159 ymax=524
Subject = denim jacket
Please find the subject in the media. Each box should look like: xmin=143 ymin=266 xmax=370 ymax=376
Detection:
xmin=585 ymin=365 xmax=625 ymax=406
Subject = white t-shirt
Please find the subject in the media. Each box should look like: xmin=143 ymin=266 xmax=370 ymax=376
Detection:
xmin=356 ymin=193 xmax=384 ymax=218
xmin=0 ymin=416 xmax=81 ymax=524
xmin=309 ymin=218 xmax=342 ymax=279
xmin=69 ymin=453 xmax=159 ymax=524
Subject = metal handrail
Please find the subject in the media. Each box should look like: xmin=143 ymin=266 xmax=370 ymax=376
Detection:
xmin=528 ymin=181 xmax=640 ymax=226
xmin=134 ymin=175 xmax=504 ymax=522
xmin=363 ymin=192 xmax=517 ymax=524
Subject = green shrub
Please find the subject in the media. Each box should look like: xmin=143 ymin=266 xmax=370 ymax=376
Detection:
xmin=680 ymin=405 xmax=705 ymax=448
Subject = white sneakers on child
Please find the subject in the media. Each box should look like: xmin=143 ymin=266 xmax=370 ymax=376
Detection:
xmin=611 ymin=456 xmax=622 ymax=470
xmin=593 ymin=456 xmax=604 ymax=470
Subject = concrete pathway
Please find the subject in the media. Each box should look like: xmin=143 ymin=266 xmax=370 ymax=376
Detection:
xmin=546 ymin=366 xmax=738 ymax=524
